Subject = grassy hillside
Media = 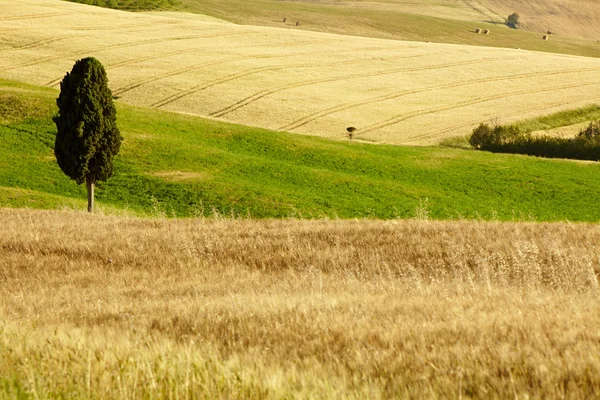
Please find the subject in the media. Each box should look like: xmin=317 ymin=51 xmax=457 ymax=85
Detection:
xmin=3 ymin=78 xmax=600 ymax=221
xmin=4 ymin=1 xmax=600 ymax=145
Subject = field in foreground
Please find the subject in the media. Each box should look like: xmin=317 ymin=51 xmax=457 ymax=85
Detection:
xmin=2 ymin=0 xmax=600 ymax=144
xmin=4 ymin=78 xmax=600 ymax=220
xmin=1 ymin=208 xmax=600 ymax=398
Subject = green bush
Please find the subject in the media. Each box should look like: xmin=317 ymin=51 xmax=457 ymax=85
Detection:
xmin=506 ymin=13 xmax=520 ymax=29
xmin=469 ymin=123 xmax=521 ymax=149
xmin=470 ymin=120 xmax=600 ymax=161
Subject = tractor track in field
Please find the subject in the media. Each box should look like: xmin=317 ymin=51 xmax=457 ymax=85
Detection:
xmin=0 ymin=36 xmax=72 ymax=52
xmin=279 ymin=65 xmax=600 ymax=132
xmin=150 ymin=48 xmax=434 ymax=109
xmin=416 ymin=96 xmax=600 ymax=145
xmin=0 ymin=31 xmax=256 ymax=74
xmin=45 ymin=37 xmax=343 ymax=88
xmin=360 ymin=80 xmax=600 ymax=141
xmin=209 ymin=55 xmax=517 ymax=119
xmin=0 ymin=12 xmax=69 ymax=21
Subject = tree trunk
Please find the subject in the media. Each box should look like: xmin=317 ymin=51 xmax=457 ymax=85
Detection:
xmin=86 ymin=177 xmax=94 ymax=213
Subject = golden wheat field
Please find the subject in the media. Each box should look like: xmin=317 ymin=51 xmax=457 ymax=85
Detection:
xmin=1 ymin=208 xmax=600 ymax=398
xmin=0 ymin=0 xmax=599 ymax=145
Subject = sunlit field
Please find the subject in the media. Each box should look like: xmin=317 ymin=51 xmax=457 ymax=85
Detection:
xmin=1 ymin=209 xmax=600 ymax=398
xmin=1 ymin=0 xmax=600 ymax=144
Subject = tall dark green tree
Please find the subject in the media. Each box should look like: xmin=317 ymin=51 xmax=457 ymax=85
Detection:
xmin=54 ymin=57 xmax=122 ymax=212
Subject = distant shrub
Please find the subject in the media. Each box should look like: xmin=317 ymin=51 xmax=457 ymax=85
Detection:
xmin=506 ymin=13 xmax=520 ymax=29
xmin=470 ymin=120 xmax=600 ymax=161
xmin=469 ymin=123 xmax=521 ymax=149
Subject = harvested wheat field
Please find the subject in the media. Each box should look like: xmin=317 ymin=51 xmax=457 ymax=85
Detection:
xmin=487 ymin=0 xmax=600 ymax=40
xmin=1 ymin=208 xmax=600 ymax=398
xmin=1 ymin=0 xmax=600 ymax=145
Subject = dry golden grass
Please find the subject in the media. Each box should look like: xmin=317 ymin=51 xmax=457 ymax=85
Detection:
xmin=2 ymin=208 xmax=600 ymax=398
xmin=487 ymin=0 xmax=600 ymax=40
xmin=1 ymin=0 xmax=600 ymax=145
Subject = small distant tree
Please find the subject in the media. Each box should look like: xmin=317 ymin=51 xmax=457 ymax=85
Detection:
xmin=506 ymin=12 xmax=520 ymax=29
xmin=53 ymin=57 xmax=122 ymax=212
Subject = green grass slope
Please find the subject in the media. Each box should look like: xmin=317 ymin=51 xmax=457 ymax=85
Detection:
xmin=2 ymin=78 xmax=600 ymax=221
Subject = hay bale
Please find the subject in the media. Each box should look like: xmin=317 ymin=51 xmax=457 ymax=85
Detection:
xmin=283 ymin=17 xmax=287 ymax=22
xmin=296 ymin=21 xmax=302 ymax=26
xmin=483 ymin=29 xmax=490 ymax=35
xmin=547 ymin=29 xmax=552 ymax=35
xmin=543 ymin=35 xmax=549 ymax=40
xmin=475 ymin=28 xmax=481 ymax=34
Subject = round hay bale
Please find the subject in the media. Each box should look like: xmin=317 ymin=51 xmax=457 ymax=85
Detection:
xmin=283 ymin=17 xmax=287 ymax=22
xmin=483 ymin=29 xmax=490 ymax=35
xmin=296 ymin=21 xmax=302 ymax=26
xmin=475 ymin=28 xmax=481 ymax=34
xmin=547 ymin=29 xmax=552 ymax=35
xmin=543 ymin=35 xmax=549 ymax=40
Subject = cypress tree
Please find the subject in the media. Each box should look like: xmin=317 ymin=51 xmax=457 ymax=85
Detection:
xmin=53 ymin=57 xmax=122 ymax=212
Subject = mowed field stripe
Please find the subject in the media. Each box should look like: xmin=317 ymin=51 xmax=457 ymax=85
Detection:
xmin=0 ymin=12 xmax=68 ymax=21
xmin=209 ymin=55 xmax=517 ymax=118
xmin=150 ymin=48 xmax=433 ymax=108
xmin=359 ymin=80 xmax=600 ymax=140
xmin=279 ymin=66 xmax=600 ymax=132
xmin=1 ymin=31 xmax=256 ymax=74
xmin=0 ymin=36 xmax=72 ymax=52
xmin=112 ymin=38 xmax=349 ymax=97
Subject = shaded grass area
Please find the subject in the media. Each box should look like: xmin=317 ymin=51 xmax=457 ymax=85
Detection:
xmin=64 ymin=0 xmax=179 ymax=11
xmin=175 ymin=0 xmax=600 ymax=58
xmin=3 ymin=78 xmax=600 ymax=220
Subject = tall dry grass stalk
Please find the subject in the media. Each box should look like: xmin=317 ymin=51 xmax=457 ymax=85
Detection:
xmin=1 ymin=208 xmax=600 ymax=398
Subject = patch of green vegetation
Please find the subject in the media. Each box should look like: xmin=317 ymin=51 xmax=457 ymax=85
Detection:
xmin=64 ymin=0 xmax=179 ymax=11
xmin=513 ymin=104 xmax=600 ymax=133
xmin=175 ymin=0 xmax=600 ymax=58
xmin=3 ymin=78 xmax=600 ymax=221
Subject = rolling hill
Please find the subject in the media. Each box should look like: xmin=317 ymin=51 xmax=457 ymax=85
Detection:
xmin=3 ymin=78 xmax=600 ymax=220
xmin=2 ymin=0 xmax=600 ymax=145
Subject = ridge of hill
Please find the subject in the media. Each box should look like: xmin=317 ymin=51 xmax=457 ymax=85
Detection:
xmin=3 ymin=78 xmax=600 ymax=221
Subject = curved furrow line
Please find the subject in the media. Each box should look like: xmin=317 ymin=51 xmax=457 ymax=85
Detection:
xmin=2 ymin=31 xmax=251 ymax=74
xmin=151 ymin=50 xmax=435 ymax=109
xmin=47 ymin=38 xmax=336 ymax=89
xmin=0 ymin=35 xmax=71 ymax=52
xmin=0 ymin=12 xmax=69 ymax=21
xmin=362 ymin=80 xmax=600 ymax=141
xmin=44 ymin=32 xmax=234 ymax=87
xmin=279 ymin=65 xmax=600 ymax=132
xmin=209 ymin=55 xmax=517 ymax=118
xmin=413 ymin=96 xmax=600 ymax=144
